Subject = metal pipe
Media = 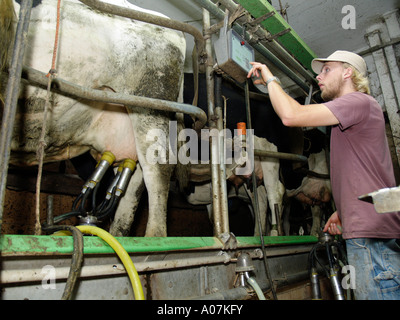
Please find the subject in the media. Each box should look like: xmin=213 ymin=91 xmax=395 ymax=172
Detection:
xmin=215 ymin=75 xmax=229 ymax=233
xmin=254 ymin=149 xmax=307 ymax=162
xmin=203 ymin=9 xmax=229 ymax=236
xmin=0 ymin=0 xmax=33 ymax=234
xmin=78 ymin=0 xmax=205 ymax=60
xmin=15 ymin=66 xmax=207 ymax=128
xmin=245 ymin=80 xmax=277 ymax=300
xmin=193 ymin=0 xmax=312 ymax=93
xmin=0 ymin=254 xmax=232 ymax=284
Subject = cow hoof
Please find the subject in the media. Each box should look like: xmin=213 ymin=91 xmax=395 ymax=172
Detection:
xmin=270 ymin=230 xmax=278 ymax=236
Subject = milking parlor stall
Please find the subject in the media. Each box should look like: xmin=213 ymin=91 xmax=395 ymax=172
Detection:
xmin=0 ymin=0 xmax=399 ymax=302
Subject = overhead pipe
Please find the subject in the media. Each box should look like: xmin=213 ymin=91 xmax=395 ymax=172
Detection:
xmin=0 ymin=0 xmax=33 ymax=235
xmin=217 ymin=0 xmax=316 ymax=85
xmin=78 ymin=0 xmax=206 ymax=61
xmin=193 ymin=0 xmax=313 ymax=94
xmin=14 ymin=66 xmax=207 ymax=128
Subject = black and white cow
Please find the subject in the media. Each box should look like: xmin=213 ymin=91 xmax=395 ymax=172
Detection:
xmin=1 ymin=0 xmax=187 ymax=236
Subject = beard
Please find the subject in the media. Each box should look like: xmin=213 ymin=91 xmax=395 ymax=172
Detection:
xmin=321 ymin=78 xmax=343 ymax=101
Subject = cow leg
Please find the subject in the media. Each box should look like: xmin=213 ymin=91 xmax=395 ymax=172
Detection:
xmin=282 ymin=196 xmax=292 ymax=236
xmin=260 ymin=160 xmax=285 ymax=236
xmin=141 ymin=164 xmax=173 ymax=237
xmin=241 ymin=185 xmax=267 ymax=236
xmin=130 ymin=111 xmax=174 ymax=237
xmin=110 ymin=164 xmax=145 ymax=236
xmin=310 ymin=205 xmax=322 ymax=237
xmin=255 ymin=137 xmax=285 ymax=236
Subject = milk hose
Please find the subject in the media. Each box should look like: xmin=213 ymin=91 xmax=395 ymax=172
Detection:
xmin=76 ymin=225 xmax=145 ymax=300
xmin=247 ymin=277 xmax=266 ymax=300
xmin=42 ymin=224 xmax=84 ymax=300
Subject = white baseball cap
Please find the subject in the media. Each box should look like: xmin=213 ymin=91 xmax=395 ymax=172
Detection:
xmin=311 ymin=50 xmax=367 ymax=76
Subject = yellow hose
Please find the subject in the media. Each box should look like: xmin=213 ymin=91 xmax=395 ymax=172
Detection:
xmin=76 ymin=225 xmax=145 ymax=300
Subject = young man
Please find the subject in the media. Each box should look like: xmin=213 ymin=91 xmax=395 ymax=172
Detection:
xmin=247 ymin=50 xmax=400 ymax=300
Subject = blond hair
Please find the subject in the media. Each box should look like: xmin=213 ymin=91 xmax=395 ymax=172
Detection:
xmin=343 ymin=62 xmax=371 ymax=95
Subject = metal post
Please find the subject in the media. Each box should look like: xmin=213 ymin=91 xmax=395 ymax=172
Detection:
xmin=0 ymin=0 xmax=34 ymax=234
xmin=215 ymin=75 xmax=229 ymax=233
xmin=203 ymin=9 xmax=229 ymax=236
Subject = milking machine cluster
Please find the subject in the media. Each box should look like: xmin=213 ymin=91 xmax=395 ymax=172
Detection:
xmin=43 ymin=151 xmax=136 ymax=228
xmin=308 ymin=231 xmax=350 ymax=300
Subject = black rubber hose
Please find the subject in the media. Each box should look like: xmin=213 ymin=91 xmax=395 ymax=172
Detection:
xmin=41 ymin=225 xmax=84 ymax=300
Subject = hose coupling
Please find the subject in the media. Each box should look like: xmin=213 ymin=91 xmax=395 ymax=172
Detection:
xmin=115 ymin=159 xmax=136 ymax=197
xmin=235 ymin=253 xmax=255 ymax=286
xmin=82 ymin=151 xmax=116 ymax=193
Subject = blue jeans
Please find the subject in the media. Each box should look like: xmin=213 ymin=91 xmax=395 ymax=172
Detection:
xmin=346 ymin=238 xmax=400 ymax=300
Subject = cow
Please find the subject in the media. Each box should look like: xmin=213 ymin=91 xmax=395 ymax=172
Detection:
xmin=186 ymin=135 xmax=285 ymax=236
xmin=0 ymin=0 xmax=187 ymax=236
xmin=285 ymin=147 xmax=332 ymax=237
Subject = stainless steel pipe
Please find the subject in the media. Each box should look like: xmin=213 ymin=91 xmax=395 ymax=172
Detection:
xmin=16 ymin=66 xmax=207 ymax=128
xmin=0 ymin=0 xmax=33 ymax=234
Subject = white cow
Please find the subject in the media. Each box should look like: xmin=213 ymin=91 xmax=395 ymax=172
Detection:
xmin=1 ymin=0 xmax=186 ymax=236
xmin=286 ymin=149 xmax=332 ymax=236
xmin=187 ymin=135 xmax=286 ymax=236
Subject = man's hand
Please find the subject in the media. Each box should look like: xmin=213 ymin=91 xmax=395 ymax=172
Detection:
xmin=247 ymin=62 xmax=273 ymax=86
xmin=323 ymin=211 xmax=342 ymax=235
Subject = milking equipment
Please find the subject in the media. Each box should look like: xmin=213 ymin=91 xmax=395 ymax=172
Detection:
xmin=42 ymin=151 xmax=136 ymax=228
xmin=213 ymin=10 xmax=281 ymax=299
xmin=0 ymin=0 xmax=337 ymax=301
xmin=308 ymin=231 xmax=349 ymax=300
xmin=214 ymin=10 xmax=254 ymax=84
xmin=234 ymin=252 xmax=266 ymax=300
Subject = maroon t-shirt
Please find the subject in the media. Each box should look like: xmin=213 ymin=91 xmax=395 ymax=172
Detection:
xmin=324 ymin=92 xmax=400 ymax=239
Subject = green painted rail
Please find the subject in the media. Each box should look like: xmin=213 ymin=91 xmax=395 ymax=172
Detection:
xmin=0 ymin=234 xmax=317 ymax=256
xmin=236 ymin=0 xmax=316 ymax=71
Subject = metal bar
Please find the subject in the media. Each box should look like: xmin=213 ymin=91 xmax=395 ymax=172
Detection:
xmin=0 ymin=255 xmax=230 ymax=284
xmin=0 ymin=0 xmax=33 ymax=235
xmin=254 ymin=149 xmax=307 ymax=162
xmin=15 ymin=66 xmax=207 ymax=128
xmin=215 ymin=75 xmax=230 ymax=234
xmin=203 ymin=9 xmax=229 ymax=236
